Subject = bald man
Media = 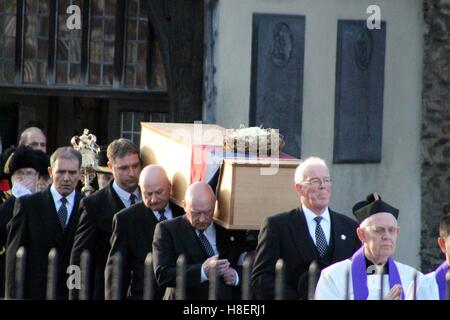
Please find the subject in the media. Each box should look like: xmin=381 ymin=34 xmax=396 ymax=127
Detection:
xmin=153 ymin=182 xmax=245 ymax=300
xmin=104 ymin=165 xmax=185 ymax=300
xmin=19 ymin=127 xmax=47 ymax=153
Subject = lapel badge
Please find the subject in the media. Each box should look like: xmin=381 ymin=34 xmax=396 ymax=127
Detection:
xmin=230 ymin=236 xmax=235 ymax=242
xmin=341 ymin=234 xmax=346 ymax=240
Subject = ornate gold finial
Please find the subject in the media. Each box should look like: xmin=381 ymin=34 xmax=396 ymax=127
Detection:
xmin=71 ymin=129 xmax=100 ymax=195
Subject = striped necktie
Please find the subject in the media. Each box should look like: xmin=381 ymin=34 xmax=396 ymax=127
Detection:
xmin=57 ymin=197 xmax=68 ymax=229
xmin=158 ymin=209 xmax=167 ymax=222
xmin=314 ymin=216 xmax=328 ymax=257
xmin=129 ymin=194 xmax=137 ymax=206
xmin=198 ymin=230 xmax=215 ymax=257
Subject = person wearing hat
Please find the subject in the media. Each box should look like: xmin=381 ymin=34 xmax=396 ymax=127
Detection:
xmin=94 ymin=147 xmax=113 ymax=190
xmin=315 ymin=193 xmax=422 ymax=300
xmin=0 ymin=145 xmax=50 ymax=298
xmin=407 ymin=210 xmax=450 ymax=300
xmin=0 ymin=145 xmax=49 ymax=204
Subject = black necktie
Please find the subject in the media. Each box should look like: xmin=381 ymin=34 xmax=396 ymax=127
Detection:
xmin=57 ymin=197 xmax=68 ymax=229
xmin=158 ymin=209 xmax=167 ymax=222
xmin=129 ymin=194 xmax=136 ymax=206
xmin=198 ymin=230 xmax=215 ymax=257
xmin=314 ymin=216 xmax=328 ymax=257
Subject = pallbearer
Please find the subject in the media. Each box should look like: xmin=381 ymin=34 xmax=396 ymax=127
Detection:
xmin=315 ymin=193 xmax=421 ymax=300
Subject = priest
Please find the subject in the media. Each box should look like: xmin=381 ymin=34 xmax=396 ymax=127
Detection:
xmin=315 ymin=193 xmax=421 ymax=300
xmin=407 ymin=213 xmax=450 ymax=300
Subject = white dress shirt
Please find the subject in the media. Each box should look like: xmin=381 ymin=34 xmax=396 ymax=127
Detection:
xmin=153 ymin=203 xmax=173 ymax=221
xmin=50 ymin=185 xmax=76 ymax=226
xmin=302 ymin=204 xmax=331 ymax=245
xmin=112 ymin=181 xmax=141 ymax=208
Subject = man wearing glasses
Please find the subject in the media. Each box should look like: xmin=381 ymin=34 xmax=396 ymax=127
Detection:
xmin=315 ymin=193 xmax=421 ymax=300
xmin=252 ymin=156 xmax=361 ymax=299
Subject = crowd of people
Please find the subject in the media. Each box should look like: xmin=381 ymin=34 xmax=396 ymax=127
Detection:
xmin=0 ymin=126 xmax=448 ymax=300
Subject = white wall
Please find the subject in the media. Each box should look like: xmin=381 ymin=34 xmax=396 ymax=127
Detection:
xmin=209 ymin=0 xmax=424 ymax=268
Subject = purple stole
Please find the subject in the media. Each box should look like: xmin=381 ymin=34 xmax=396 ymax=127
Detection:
xmin=434 ymin=261 xmax=449 ymax=300
xmin=351 ymin=246 xmax=405 ymax=300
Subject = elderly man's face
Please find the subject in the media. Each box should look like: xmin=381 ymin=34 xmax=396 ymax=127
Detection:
xmin=141 ymin=178 xmax=171 ymax=212
xmin=11 ymin=167 xmax=39 ymax=193
xmin=185 ymin=196 xmax=215 ymax=231
xmin=296 ymin=164 xmax=332 ymax=214
xmin=359 ymin=213 xmax=400 ymax=264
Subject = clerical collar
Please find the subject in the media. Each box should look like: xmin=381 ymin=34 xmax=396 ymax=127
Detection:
xmin=365 ymin=257 xmax=389 ymax=275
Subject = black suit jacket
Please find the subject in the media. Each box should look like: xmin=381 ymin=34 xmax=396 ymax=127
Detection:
xmin=5 ymin=188 xmax=82 ymax=299
xmin=0 ymin=195 xmax=16 ymax=298
xmin=69 ymin=181 xmax=126 ymax=300
xmin=251 ymin=207 xmax=361 ymax=300
xmin=104 ymin=201 xmax=185 ymax=300
xmin=153 ymin=216 xmax=245 ymax=300
xmin=0 ymin=195 xmax=15 ymax=248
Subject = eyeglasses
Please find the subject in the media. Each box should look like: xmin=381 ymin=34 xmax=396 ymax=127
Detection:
xmin=302 ymin=177 xmax=332 ymax=187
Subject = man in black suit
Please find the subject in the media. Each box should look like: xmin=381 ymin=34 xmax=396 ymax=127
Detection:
xmin=251 ymin=156 xmax=361 ymax=300
xmin=153 ymin=182 xmax=244 ymax=300
xmin=69 ymin=138 xmax=142 ymax=300
xmin=104 ymin=165 xmax=185 ymax=300
xmin=5 ymin=147 xmax=82 ymax=299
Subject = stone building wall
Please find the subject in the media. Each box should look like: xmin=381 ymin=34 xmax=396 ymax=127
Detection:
xmin=421 ymin=0 xmax=450 ymax=272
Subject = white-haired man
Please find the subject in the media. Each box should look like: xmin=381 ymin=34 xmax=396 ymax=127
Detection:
xmin=252 ymin=156 xmax=361 ymax=299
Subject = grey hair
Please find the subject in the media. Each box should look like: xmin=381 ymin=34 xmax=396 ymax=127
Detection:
xmin=294 ymin=156 xmax=328 ymax=184
xmin=50 ymin=147 xmax=82 ymax=168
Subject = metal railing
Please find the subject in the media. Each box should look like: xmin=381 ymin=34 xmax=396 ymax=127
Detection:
xmin=5 ymin=247 xmax=450 ymax=300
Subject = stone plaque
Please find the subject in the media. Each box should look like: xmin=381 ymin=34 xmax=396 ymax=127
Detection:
xmin=334 ymin=20 xmax=386 ymax=163
xmin=249 ymin=14 xmax=305 ymax=158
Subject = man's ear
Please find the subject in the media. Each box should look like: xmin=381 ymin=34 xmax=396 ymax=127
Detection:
xmin=356 ymin=227 xmax=365 ymax=242
xmin=437 ymin=237 xmax=447 ymax=254
xmin=294 ymin=183 xmax=303 ymax=197
xmin=107 ymin=161 xmax=113 ymax=171
xmin=47 ymin=166 xmax=53 ymax=179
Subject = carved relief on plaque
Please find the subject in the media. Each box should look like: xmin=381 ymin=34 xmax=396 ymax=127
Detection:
xmin=271 ymin=22 xmax=293 ymax=68
xmin=353 ymin=29 xmax=373 ymax=70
